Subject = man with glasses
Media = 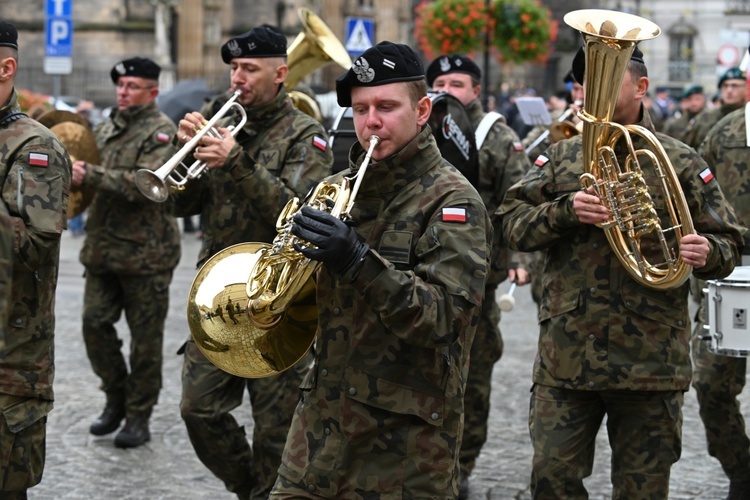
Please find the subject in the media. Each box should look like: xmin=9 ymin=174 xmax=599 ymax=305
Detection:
xmin=71 ymin=57 xmax=181 ymax=448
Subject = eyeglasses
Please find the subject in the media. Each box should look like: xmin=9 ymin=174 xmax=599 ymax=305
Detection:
xmin=721 ymin=82 xmax=745 ymax=90
xmin=116 ymin=82 xmax=156 ymax=92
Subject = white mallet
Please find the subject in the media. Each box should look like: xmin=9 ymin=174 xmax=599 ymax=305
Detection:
xmin=498 ymin=281 xmax=517 ymax=312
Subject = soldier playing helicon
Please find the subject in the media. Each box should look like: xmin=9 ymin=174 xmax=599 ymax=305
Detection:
xmin=172 ymin=24 xmax=332 ymax=499
xmin=498 ymin=36 xmax=745 ymax=498
xmin=426 ymin=53 xmax=530 ymax=498
xmin=72 ymin=57 xmax=181 ymax=448
xmin=269 ymin=41 xmax=491 ymax=499
xmin=0 ymin=19 xmax=71 ymax=497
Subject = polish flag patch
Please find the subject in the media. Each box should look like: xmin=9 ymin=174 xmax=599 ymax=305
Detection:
xmin=442 ymin=207 xmax=467 ymax=223
xmin=29 ymin=152 xmax=49 ymax=167
xmin=512 ymin=141 xmax=523 ymax=151
xmin=156 ymin=132 xmax=171 ymax=143
xmin=312 ymin=136 xmax=327 ymax=151
xmin=699 ymin=167 xmax=714 ymax=184
xmin=534 ymin=155 xmax=549 ymax=167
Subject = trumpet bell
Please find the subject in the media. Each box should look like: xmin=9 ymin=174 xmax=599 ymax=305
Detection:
xmin=187 ymin=242 xmax=317 ymax=378
xmin=548 ymin=121 xmax=580 ymax=143
xmin=135 ymin=169 xmax=169 ymax=203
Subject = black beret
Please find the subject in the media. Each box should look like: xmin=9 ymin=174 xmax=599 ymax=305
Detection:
xmin=221 ymin=25 xmax=287 ymax=64
xmin=110 ymin=57 xmax=161 ymax=84
xmin=571 ymin=44 xmax=644 ymax=85
xmin=0 ymin=19 xmax=18 ymax=50
xmin=718 ymin=67 xmax=746 ymax=88
xmin=563 ymin=69 xmax=575 ymax=85
xmin=336 ymin=41 xmax=425 ymax=107
xmin=426 ymin=54 xmax=481 ymax=87
xmin=679 ymin=84 xmax=703 ymax=100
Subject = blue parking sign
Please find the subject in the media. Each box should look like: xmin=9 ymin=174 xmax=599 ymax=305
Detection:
xmin=45 ymin=0 xmax=73 ymax=74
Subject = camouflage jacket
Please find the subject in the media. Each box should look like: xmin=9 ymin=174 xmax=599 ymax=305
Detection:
xmin=497 ymin=108 xmax=744 ymax=392
xmin=661 ymin=109 xmax=700 ymax=142
xmin=79 ymin=101 xmax=180 ymax=275
xmin=0 ymin=88 xmax=70 ymax=404
xmin=278 ymin=127 xmax=491 ymax=498
xmin=0 ymin=202 xmax=11 ymax=352
xmin=465 ymin=98 xmax=531 ymax=287
xmin=700 ymin=107 xmax=750 ymax=254
xmin=682 ymin=102 xmax=743 ymax=151
xmin=170 ymin=86 xmax=332 ymax=266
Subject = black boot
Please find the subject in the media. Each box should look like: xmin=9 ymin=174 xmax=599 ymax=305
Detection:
xmin=728 ymin=479 xmax=750 ymax=500
xmin=89 ymin=404 xmax=125 ymax=436
xmin=114 ymin=417 xmax=151 ymax=448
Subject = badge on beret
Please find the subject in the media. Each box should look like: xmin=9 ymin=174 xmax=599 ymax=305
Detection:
xmin=353 ymin=57 xmax=375 ymax=84
xmin=115 ymin=63 xmax=126 ymax=76
xmin=227 ymin=39 xmax=242 ymax=58
xmin=439 ymin=57 xmax=451 ymax=73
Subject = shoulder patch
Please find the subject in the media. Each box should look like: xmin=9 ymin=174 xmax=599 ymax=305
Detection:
xmin=699 ymin=167 xmax=714 ymax=184
xmin=442 ymin=207 xmax=467 ymax=223
xmin=312 ymin=135 xmax=327 ymax=152
xmin=534 ymin=154 xmax=549 ymax=167
xmin=156 ymin=132 xmax=171 ymax=143
xmin=29 ymin=152 xmax=49 ymax=167
xmin=512 ymin=141 xmax=524 ymax=152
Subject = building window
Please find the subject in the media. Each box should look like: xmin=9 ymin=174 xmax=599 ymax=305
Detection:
xmin=668 ymin=20 xmax=698 ymax=83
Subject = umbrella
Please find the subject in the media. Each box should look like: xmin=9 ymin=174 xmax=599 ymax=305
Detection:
xmin=157 ymin=78 xmax=214 ymax=124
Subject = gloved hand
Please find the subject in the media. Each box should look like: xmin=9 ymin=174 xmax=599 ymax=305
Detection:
xmin=291 ymin=206 xmax=369 ymax=276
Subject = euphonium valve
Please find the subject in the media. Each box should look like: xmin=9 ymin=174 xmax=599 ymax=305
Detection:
xmin=186 ymin=135 xmax=380 ymax=378
xmin=565 ymin=9 xmax=694 ymax=290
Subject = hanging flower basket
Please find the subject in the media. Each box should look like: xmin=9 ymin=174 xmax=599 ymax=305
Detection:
xmin=414 ymin=0 xmax=490 ymax=60
xmin=491 ymin=0 xmax=555 ymax=65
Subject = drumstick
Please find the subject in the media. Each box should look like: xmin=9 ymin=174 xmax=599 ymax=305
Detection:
xmin=498 ymin=281 xmax=517 ymax=312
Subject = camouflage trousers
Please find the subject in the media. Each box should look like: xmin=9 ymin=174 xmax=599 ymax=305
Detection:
xmin=459 ymin=286 xmax=503 ymax=477
xmin=529 ymin=384 xmax=683 ymax=500
xmin=691 ymin=295 xmax=750 ymax=482
xmin=180 ymin=339 xmax=308 ymax=500
xmin=0 ymin=395 xmax=51 ymax=497
xmin=82 ymin=270 xmax=173 ymax=417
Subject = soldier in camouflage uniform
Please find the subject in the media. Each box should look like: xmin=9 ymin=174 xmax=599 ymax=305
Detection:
xmin=0 ymin=20 xmax=71 ymax=497
xmin=661 ymin=84 xmax=706 ymax=142
xmin=269 ymin=41 xmax=491 ymax=499
xmin=691 ymin=105 xmax=750 ymax=499
xmin=71 ymin=57 xmax=181 ymax=449
xmin=427 ymin=53 xmax=530 ymax=498
xmin=0 ymin=202 xmax=11 ymax=348
xmin=498 ymin=47 xmax=745 ymax=499
xmin=172 ymin=25 xmax=332 ymax=500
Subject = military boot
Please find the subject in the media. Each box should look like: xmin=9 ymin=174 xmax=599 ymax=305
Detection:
xmin=114 ymin=416 xmax=150 ymax=448
xmin=728 ymin=479 xmax=750 ymax=500
xmin=89 ymin=403 xmax=126 ymax=436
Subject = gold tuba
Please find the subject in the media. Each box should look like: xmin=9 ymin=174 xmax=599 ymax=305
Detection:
xmin=285 ymin=8 xmax=352 ymax=122
xmin=186 ymin=136 xmax=380 ymax=378
xmin=565 ymin=9 xmax=694 ymax=290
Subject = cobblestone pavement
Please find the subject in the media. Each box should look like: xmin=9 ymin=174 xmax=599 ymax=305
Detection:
xmin=30 ymin=229 xmax=746 ymax=499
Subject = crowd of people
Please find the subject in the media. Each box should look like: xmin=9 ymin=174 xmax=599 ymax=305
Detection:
xmin=1 ymin=10 xmax=749 ymax=500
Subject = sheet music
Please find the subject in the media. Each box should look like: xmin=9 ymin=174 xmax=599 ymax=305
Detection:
xmin=516 ymin=97 xmax=552 ymax=126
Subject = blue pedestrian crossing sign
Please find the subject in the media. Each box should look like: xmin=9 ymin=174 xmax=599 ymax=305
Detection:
xmin=345 ymin=17 xmax=375 ymax=57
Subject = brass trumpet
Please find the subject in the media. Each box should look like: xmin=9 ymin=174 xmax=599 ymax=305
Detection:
xmin=135 ymin=90 xmax=247 ymax=203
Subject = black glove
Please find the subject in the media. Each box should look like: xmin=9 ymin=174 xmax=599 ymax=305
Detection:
xmin=291 ymin=206 xmax=369 ymax=276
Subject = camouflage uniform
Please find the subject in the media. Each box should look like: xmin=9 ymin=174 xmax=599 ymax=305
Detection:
xmin=78 ymin=101 xmax=180 ymax=421
xmin=661 ymin=109 xmax=700 ymax=143
xmin=272 ymin=126 xmax=492 ymax=499
xmin=0 ymin=202 xmax=11 ymax=347
xmin=691 ymin=107 xmax=750 ymax=487
xmin=0 ymin=89 xmax=70 ymax=493
xmin=681 ymin=103 xmax=744 ymax=151
xmin=497 ymin=109 xmax=744 ymax=499
xmin=172 ymin=86 xmax=332 ymax=499
xmin=459 ymin=98 xmax=530 ymax=479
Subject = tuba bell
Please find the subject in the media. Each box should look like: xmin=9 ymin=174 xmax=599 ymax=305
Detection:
xmin=565 ymin=9 xmax=694 ymax=290
xmin=285 ymin=8 xmax=352 ymax=122
xmin=187 ymin=135 xmax=380 ymax=378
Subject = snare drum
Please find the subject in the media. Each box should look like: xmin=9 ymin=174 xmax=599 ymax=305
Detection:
xmin=704 ymin=266 xmax=750 ymax=357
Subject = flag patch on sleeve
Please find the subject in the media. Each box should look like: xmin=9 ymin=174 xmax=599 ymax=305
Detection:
xmin=442 ymin=207 xmax=467 ymax=223
xmin=699 ymin=167 xmax=714 ymax=184
xmin=29 ymin=152 xmax=49 ymax=167
xmin=534 ymin=155 xmax=549 ymax=167
xmin=312 ymin=136 xmax=327 ymax=151
xmin=156 ymin=132 xmax=171 ymax=143
xmin=512 ymin=141 xmax=523 ymax=151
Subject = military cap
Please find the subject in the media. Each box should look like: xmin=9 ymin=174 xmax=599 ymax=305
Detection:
xmin=571 ymin=44 xmax=644 ymax=85
xmin=0 ymin=19 xmax=18 ymax=50
xmin=110 ymin=57 xmax=161 ymax=84
xmin=221 ymin=24 xmax=287 ymax=64
xmin=336 ymin=41 xmax=425 ymax=107
xmin=426 ymin=54 xmax=481 ymax=87
xmin=679 ymin=84 xmax=703 ymax=100
xmin=718 ymin=66 xmax=746 ymax=88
